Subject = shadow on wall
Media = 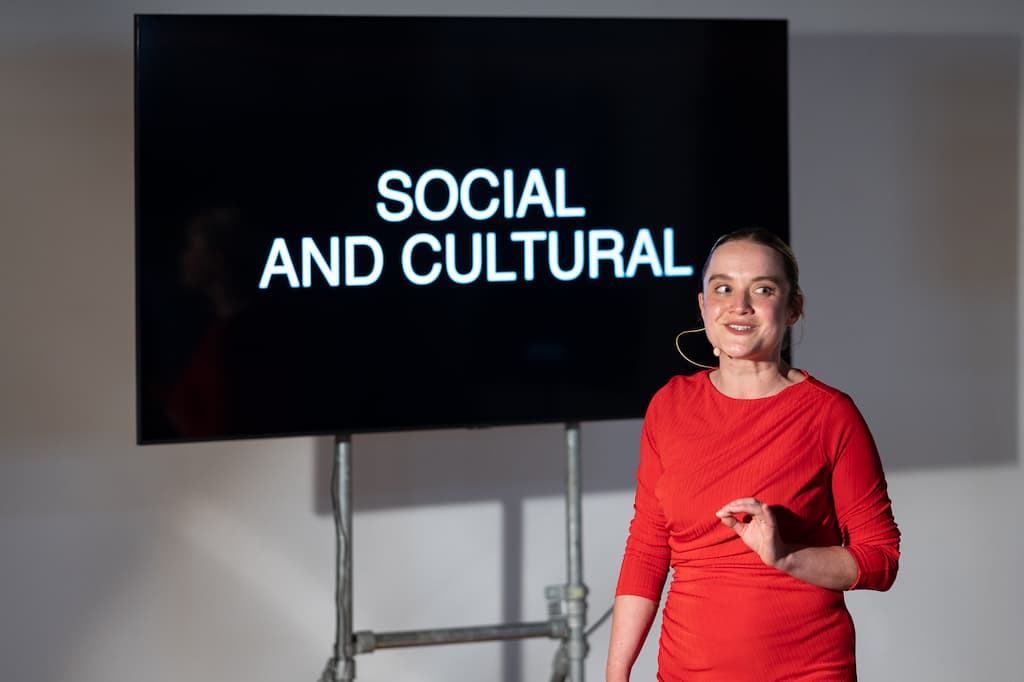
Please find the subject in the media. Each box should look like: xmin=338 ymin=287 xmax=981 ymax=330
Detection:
xmin=787 ymin=33 xmax=1018 ymax=472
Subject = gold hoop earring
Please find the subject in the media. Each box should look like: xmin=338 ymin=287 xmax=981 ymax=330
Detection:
xmin=675 ymin=327 xmax=717 ymax=370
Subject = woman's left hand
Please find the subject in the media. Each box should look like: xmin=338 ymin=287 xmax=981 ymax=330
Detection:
xmin=715 ymin=498 xmax=789 ymax=567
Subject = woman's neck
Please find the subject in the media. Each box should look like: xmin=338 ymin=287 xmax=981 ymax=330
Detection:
xmin=709 ymin=357 xmax=803 ymax=399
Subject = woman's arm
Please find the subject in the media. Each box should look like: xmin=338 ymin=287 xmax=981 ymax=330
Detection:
xmin=823 ymin=393 xmax=900 ymax=590
xmin=715 ymin=498 xmax=857 ymax=590
xmin=605 ymin=594 xmax=659 ymax=682
xmin=607 ymin=390 xmax=672 ymax=680
xmin=715 ymin=393 xmax=900 ymax=592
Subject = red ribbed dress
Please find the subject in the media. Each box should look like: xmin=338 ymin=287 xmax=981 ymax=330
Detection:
xmin=615 ymin=371 xmax=900 ymax=681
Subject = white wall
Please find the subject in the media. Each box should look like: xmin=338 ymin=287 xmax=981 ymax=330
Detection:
xmin=2 ymin=2 xmax=1022 ymax=681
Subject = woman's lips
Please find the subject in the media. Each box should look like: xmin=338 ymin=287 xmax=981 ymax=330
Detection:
xmin=725 ymin=323 xmax=754 ymax=334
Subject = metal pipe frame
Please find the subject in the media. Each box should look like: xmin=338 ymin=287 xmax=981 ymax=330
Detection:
xmin=354 ymin=620 xmax=565 ymax=653
xmin=564 ymin=422 xmax=587 ymax=682
xmin=320 ymin=434 xmax=355 ymax=682
xmin=320 ymin=424 xmax=589 ymax=681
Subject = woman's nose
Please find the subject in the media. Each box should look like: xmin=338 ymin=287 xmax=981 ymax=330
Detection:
xmin=729 ymin=291 xmax=753 ymax=312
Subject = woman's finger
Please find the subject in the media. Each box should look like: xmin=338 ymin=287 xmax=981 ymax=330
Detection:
xmin=715 ymin=498 xmax=766 ymax=517
xmin=718 ymin=514 xmax=740 ymax=529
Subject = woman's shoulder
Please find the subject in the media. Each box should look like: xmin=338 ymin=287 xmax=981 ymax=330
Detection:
xmin=654 ymin=371 xmax=711 ymax=399
xmin=643 ymin=371 xmax=713 ymax=418
xmin=797 ymin=373 xmax=868 ymax=427
xmin=799 ymin=373 xmax=858 ymax=404
xmin=801 ymin=372 xmax=843 ymax=398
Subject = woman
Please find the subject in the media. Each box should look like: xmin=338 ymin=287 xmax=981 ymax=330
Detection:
xmin=606 ymin=229 xmax=900 ymax=681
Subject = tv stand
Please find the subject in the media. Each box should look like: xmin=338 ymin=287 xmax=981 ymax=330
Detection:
xmin=318 ymin=424 xmax=590 ymax=682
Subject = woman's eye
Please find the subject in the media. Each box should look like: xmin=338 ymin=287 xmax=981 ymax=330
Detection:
xmin=754 ymin=286 xmax=775 ymax=295
xmin=714 ymin=284 xmax=730 ymax=294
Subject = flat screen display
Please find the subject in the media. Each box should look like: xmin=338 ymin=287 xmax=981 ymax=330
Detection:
xmin=135 ymin=15 xmax=789 ymax=443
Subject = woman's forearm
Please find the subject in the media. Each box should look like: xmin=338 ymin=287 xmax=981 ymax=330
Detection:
xmin=605 ymin=594 xmax=659 ymax=682
xmin=774 ymin=545 xmax=858 ymax=591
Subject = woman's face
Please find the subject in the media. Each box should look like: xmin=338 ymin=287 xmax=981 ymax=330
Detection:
xmin=698 ymin=239 xmax=801 ymax=364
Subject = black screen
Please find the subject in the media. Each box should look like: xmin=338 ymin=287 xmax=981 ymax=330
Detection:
xmin=135 ymin=15 xmax=789 ymax=443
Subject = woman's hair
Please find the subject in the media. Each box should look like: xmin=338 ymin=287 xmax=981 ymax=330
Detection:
xmin=701 ymin=227 xmax=802 ymax=314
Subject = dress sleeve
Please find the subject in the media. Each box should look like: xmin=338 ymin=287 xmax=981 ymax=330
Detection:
xmin=615 ymin=403 xmax=672 ymax=601
xmin=822 ymin=393 xmax=901 ymax=591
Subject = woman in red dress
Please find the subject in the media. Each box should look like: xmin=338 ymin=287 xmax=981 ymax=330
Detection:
xmin=606 ymin=229 xmax=900 ymax=681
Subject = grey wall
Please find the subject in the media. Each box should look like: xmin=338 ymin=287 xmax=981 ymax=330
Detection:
xmin=792 ymin=35 xmax=1019 ymax=469
xmin=2 ymin=2 xmax=1023 ymax=681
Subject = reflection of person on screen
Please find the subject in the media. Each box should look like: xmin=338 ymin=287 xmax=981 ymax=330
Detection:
xmin=606 ymin=229 xmax=900 ymax=681
xmin=163 ymin=207 xmax=248 ymax=438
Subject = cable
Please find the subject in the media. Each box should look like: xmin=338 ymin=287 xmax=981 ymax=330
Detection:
xmin=586 ymin=604 xmax=614 ymax=637
xmin=674 ymin=327 xmax=716 ymax=370
xmin=548 ymin=603 xmax=615 ymax=681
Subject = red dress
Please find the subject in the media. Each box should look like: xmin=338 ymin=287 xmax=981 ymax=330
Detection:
xmin=615 ymin=371 xmax=900 ymax=681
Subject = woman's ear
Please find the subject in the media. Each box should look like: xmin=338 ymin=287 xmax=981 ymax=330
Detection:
xmin=788 ymin=292 xmax=804 ymax=326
